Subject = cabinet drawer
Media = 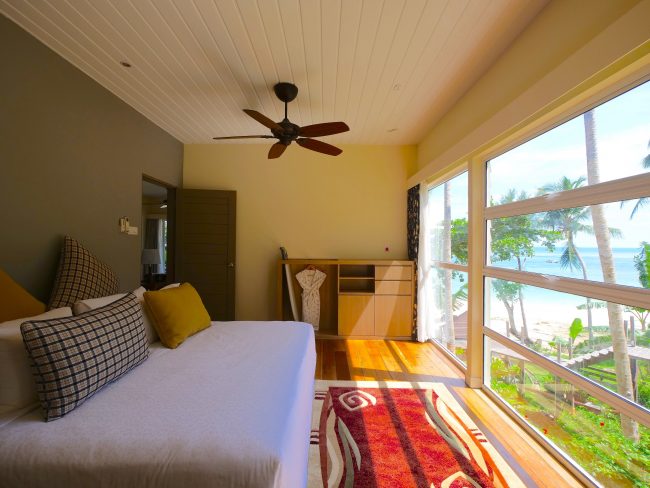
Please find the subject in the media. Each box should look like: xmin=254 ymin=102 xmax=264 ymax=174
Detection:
xmin=338 ymin=295 xmax=375 ymax=336
xmin=375 ymin=265 xmax=412 ymax=281
xmin=375 ymin=280 xmax=412 ymax=295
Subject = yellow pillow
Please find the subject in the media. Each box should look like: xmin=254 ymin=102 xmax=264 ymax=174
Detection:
xmin=0 ymin=268 xmax=46 ymax=323
xmin=143 ymin=283 xmax=211 ymax=348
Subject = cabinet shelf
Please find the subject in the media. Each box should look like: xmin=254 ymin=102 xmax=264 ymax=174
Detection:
xmin=339 ymin=264 xmax=374 ymax=278
xmin=338 ymin=282 xmax=375 ymax=293
xmin=339 ymin=276 xmax=374 ymax=280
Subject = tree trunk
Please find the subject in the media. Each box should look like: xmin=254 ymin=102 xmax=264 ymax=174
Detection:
xmin=515 ymin=257 xmax=530 ymax=344
xmin=576 ymin=252 xmax=594 ymax=345
xmin=584 ymin=110 xmax=638 ymax=441
xmin=503 ymin=301 xmax=518 ymax=338
xmin=443 ymin=182 xmax=455 ymax=351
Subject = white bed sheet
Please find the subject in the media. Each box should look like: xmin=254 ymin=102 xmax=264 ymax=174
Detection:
xmin=0 ymin=321 xmax=316 ymax=488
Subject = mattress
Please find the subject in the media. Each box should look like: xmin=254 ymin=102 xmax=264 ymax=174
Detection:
xmin=0 ymin=321 xmax=316 ymax=488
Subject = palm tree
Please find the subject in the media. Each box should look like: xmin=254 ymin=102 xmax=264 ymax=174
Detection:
xmin=584 ymin=109 xmax=638 ymax=441
xmin=538 ymin=176 xmax=621 ymax=345
xmin=627 ymin=242 xmax=650 ymax=331
xmin=620 ymin=139 xmax=650 ymax=218
xmin=625 ymin=139 xmax=650 ymax=218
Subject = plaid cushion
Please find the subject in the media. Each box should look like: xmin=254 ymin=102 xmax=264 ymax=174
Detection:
xmin=48 ymin=236 xmax=119 ymax=309
xmin=21 ymin=294 xmax=148 ymax=421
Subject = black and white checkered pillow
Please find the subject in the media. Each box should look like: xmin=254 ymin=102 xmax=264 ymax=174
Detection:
xmin=21 ymin=294 xmax=149 ymax=421
xmin=48 ymin=236 xmax=119 ymax=309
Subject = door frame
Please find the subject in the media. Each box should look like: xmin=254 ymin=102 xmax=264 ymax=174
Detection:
xmin=142 ymin=174 xmax=176 ymax=283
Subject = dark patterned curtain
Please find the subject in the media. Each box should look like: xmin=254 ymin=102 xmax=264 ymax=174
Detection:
xmin=407 ymin=184 xmax=420 ymax=338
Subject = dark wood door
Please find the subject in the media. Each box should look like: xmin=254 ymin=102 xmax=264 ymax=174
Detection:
xmin=176 ymin=189 xmax=236 ymax=320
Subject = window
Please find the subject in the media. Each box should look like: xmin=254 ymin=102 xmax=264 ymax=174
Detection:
xmin=487 ymin=82 xmax=650 ymax=205
xmin=487 ymin=200 xmax=650 ymax=288
xmin=426 ymin=171 xmax=469 ymax=364
xmin=485 ymin=337 xmax=649 ymax=487
xmin=483 ymin=81 xmax=650 ymax=486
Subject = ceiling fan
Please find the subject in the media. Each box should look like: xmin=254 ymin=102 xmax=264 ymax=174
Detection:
xmin=213 ymin=82 xmax=350 ymax=159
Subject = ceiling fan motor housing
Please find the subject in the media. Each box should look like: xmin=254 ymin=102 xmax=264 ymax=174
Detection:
xmin=273 ymin=82 xmax=298 ymax=103
xmin=273 ymin=120 xmax=300 ymax=145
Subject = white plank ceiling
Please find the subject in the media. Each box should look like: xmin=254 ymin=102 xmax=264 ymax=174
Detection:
xmin=1 ymin=0 xmax=548 ymax=144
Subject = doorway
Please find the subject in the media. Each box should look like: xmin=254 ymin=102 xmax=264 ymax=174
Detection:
xmin=141 ymin=175 xmax=176 ymax=290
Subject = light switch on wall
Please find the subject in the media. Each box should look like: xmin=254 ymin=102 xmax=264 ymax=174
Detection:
xmin=119 ymin=217 xmax=137 ymax=235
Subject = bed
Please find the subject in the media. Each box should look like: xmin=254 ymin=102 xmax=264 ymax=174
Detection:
xmin=0 ymin=320 xmax=316 ymax=488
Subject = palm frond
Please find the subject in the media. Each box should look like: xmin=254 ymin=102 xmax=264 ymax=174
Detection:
xmin=576 ymin=300 xmax=607 ymax=310
xmin=560 ymin=244 xmax=582 ymax=271
xmin=574 ymin=223 xmax=593 ymax=235
xmin=452 ymin=283 xmax=469 ymax=312
xmin=608 ymin=227 xmax=623 ymax=239
xmin=630 ymin=197 xmax=649 ymax=219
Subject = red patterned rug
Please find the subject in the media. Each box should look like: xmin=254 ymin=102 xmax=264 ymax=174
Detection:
xmin=308 ymin=381 xmax=526 ymax=488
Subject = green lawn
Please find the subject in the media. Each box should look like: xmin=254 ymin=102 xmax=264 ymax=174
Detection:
xmin=491 ymin=357 xmax=650 ymax=487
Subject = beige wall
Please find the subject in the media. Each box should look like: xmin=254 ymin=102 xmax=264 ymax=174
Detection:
xmin=412 ymin=0 xmax=647 ymax=183
xmin=183 ymin=144 xmax=415 ymax=320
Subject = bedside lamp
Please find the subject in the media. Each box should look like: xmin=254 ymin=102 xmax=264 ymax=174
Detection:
xmin=141 ymin=249 xmax=161 ymax=284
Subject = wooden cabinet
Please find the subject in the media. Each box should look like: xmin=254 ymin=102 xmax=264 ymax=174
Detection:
xmin=338 ymin=295 xmax=375 ymax=336
xmin=374 ymin=295 xmax=412 ymax=337
xmin=278 ymin=259 xmax=414 ymax=339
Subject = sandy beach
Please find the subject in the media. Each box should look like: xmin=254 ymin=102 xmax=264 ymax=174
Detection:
xmin=487 ymin=300 xmax=631 ymax=346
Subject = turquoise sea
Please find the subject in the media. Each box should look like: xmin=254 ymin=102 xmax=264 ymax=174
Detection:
xmin=488 ymin=246 xmax=645 ymax=309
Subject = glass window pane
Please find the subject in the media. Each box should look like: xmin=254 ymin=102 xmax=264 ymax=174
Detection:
xmin=428 ymin=171 xmax=468 ymax=265
xmin=431 ymin=268 xmax=468 ymax=364
xmin=485 ymin=337 xmax=650 ymax=488
xmin=487 ymin=199 xmax=650 ymax=288
xmin=485 ymin=278 xmax=650 ymax=412
xmin=487 ymin=81 xmax=650 ymax=206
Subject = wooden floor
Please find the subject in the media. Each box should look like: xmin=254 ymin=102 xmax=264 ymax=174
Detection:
xmin=315 ymin=338 xmax=583 ymax=488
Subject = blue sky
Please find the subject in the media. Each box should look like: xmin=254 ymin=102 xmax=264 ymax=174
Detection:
xmin=485 ymin=80 xmax=650 ymax=247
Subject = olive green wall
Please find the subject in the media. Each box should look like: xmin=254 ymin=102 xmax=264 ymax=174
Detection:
xmin=0 ymin=15 xmax=183 ymax=302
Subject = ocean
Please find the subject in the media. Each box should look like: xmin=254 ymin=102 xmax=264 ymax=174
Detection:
xmin=488 ymin=247 xmax=643 ymax=304
xmin=482 ymin=247 xmax=647 ymax=332
xmin=500 ymin=246 xmax=642 ymax=287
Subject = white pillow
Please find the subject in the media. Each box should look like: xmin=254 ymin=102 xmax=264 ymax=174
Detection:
xmin=161 ymin=282 xmax=180 ymax=289
xmin=72 ymin=287 xmax=159 ymax=344
xmin=72 ymin=287 xmax=145 ymax=314
xmin=0 ymin=307 xmax=72 ymax=409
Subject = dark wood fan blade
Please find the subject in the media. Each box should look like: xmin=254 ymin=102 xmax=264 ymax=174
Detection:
xmin=243 ymin=109 xmax=282 ymax=131
xmin=299 ymin=122 xmax=349 ymax=137
xmin=268 ymin=142 xmax=287 ymax=159
xmin=296 ymin=138 xmax=342 ymax=156
xmin=212 ymin=135 xmax=276 ymax=140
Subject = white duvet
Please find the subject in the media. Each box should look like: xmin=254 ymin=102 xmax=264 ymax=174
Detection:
xmin=0 ymin=321 xmax=316 ymax=488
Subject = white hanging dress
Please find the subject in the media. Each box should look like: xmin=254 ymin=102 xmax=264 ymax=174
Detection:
xmin=295 ymin=268 xmax=327 ymax=330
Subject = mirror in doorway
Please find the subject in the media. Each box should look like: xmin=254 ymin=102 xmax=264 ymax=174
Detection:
xmin=142 ymin=179 xmax=170 ymax=290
